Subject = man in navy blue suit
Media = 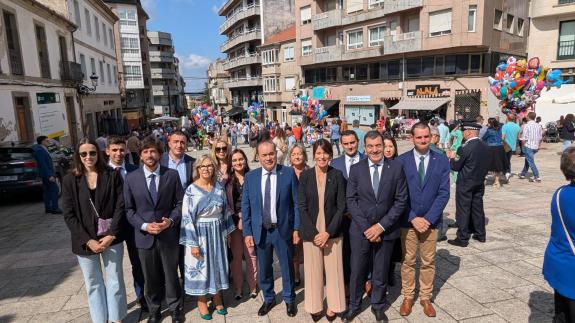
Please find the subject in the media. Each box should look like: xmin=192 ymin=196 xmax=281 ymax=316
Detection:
xmin=242 ymin=140 xmax=301 ymax=317
xmin=32 ymin=136 xmax=61 ymax=214
xmin=124 ymin=137 xmax=184 ymax=323
xmin=397 ymin=123 xmax=450 ymax=318
xmin=106 ymin=135 xmax=146 ymax=311
xmin=345 ymin=131 xmax=408 ymax=323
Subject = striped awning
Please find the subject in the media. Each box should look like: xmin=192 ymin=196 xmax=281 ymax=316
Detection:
xmin=389 ymin=97 xmax=450 ymax=111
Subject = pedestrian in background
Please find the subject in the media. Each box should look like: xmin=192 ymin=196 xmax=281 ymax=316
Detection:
xmin=330 ymin=120 xmax=341 ymax=156
xmin=351 ymin=120 xmax=365 ymax=154
xmin=438 ymin=121 xmax=450 ymax=150
xmin=543 ymin=147 xmax=575 ymax=323
xmin=61 ymin=138 xmax=127 ymax=323
xmin=273 ymin=127 xmax=288 ymax=165
xmin=519 ymin=112 xmax=543 ymax=183
xmin=127 ymin=132 xmax=141 ymax=165
xmin=560 ymin=113 xmax=575 ymax=151
xmin=32 ymin=136 xmax=61 ymax=214
xmin=502 ymin=113 xmax=521 ymax=182
xmin=482 ymin=118 xmax=506 ymax=188
xmin=211 ymin=138 xmax=230 ymax=185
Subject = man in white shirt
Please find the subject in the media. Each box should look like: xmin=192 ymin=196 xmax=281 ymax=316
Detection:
xmin=519 ymin=112 xmax=543 ymax=182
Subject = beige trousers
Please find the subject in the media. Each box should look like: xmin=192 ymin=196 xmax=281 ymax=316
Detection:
xmin=400 ymin=228 xmax=438 ymax=301
xmin=303 ymin=237 xmax=346 ymax=314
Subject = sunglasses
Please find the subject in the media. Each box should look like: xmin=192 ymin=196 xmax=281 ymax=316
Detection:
xmin=80 ymin=151 xmax=98 ymax=158
xmin=215 ymin=147 xmax=227 ymax=152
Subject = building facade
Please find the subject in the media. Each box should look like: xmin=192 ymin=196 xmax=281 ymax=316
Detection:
xmin=0 ymin=0 xmax=82 ymax=145
xmin=207 ymin=59 xmax=232 ymax=116
xmin=148 ymin=31 xmax=185 ymax=116
xmin=295 ymin=0 xmax=529 ymax=124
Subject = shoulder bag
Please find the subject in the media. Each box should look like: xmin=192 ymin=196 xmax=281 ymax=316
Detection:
xmin=89 ymin=196 xmax=112 ymax=237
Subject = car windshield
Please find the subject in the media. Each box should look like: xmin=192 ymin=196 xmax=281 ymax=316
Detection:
xmin=0 ymin=148 xmax=34 ymax=162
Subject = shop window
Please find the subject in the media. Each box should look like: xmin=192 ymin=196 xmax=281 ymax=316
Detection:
xmin=456 ymin=54 xmax=469 ymax=74
xmin=327 ymin=67 xmax=338 ymax=82
xmin=435 ymin=56 xmax=444 ymax=75
xmin=445 ymin=55 xmax=456 ymax=75
xmin=305 ymin=69 xmax=315 ymax=83
xmin=357 ymin=64 xmax=368 ymax=80
xmin=407 ymin=58 xmax=421 ymax=77
xmin=422 ymin=56 xmax=434 ymax=76
xmin=343 ymin=65 xmax=355 ymax=81
xmin=317 ymin=68 xmax=327 ymax=83
xmin=470 ymin=54 xmax=481 ymax=73
xmin=369 ymin=62 xmax=380 ymax=80
xmin=388 ymin=61 xmax=400 ymax=79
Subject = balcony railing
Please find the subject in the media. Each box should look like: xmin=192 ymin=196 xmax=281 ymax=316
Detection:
xmin=61 ymin=61 xmax=83 ymax=82
xmin=314 ymin=45 xmax=343 ymax=64
xmin=558 ymin=40 xmax=575 ymax=60
xmin=313 ymin=10 xmax=342 ymax=30
xmin=383 ymin=31 xmax=422 ymax=55
xmin=152 ymin=85 xmax=179 ymax=95
xmin=224 ymin=76 xmax=262 ymax=88
xmin=221 ymin=28 xmax=261 ymax=53
xmin=219 ymin=4 xmax=260 ymax=34
xmin=222 ymin=52 xmax=261 ymax=70
xmin=382 ymin=0 xmax=423 ymax=15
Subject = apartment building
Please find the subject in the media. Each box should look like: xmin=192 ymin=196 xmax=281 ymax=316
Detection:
xmin=295 ymin=0 xmax=529 ymax=124
xmin=218 ymin=0 xmax=295 ymax=114
xmin=105 ymin=0 xmax=152 ymax=130
xmin=260 ymin=26 xmax=303 ymax=125
xmin=0 ymin=0 xmax=82 ymax=145
xmin=148 ymin=31 xmax=185 ymax=116
xmin=207 ymin=59 xmax=232 ymax=116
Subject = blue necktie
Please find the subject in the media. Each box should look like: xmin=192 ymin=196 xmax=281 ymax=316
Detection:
xmin=418 ymin=156 xmax=426 ymax=185
xmin=149 ymin=173 xmax=158 ymax=205
xmin=372 ymin=164 xmax=380 ymax=196
xmin=262 ymin=172 xmax=272 ymax=229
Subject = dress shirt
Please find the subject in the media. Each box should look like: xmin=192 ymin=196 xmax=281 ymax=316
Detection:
xmin=261 ymin=166 xmax=277 ymax=224
xmin=345 ymin=153 xmax=360 ymax=177
xmin=168 ymin=154 xmax=187 ymax=188
xmin=108 ymin=161 xmax=127 ymax=180
xmin=413 ymin=149 xmax=430 ymax=174
xmin=367 ymin=158 xmax=385 ymax=232
xmin=522 ymin=121 xmax=543 ymax=150
xmin=141 ymin=165 xmax=161 ymax=231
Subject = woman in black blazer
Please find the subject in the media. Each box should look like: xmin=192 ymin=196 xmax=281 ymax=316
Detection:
xmin=61 ymin=138 xmax=127 ymax=323
xmin=298 ymin=139 xmax=346 ymax=322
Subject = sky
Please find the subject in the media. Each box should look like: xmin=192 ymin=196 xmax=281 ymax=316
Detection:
xmin=142 ymin=0 xmax=227 ymax=92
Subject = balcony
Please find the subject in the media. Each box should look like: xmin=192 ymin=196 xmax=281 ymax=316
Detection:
xmin=221 ymin=28 xmax=261 ymax=53
xmin=382 ymin=0 xmax=423 ymax=15
xmin=150 ymin=68 xmax=176 ymax=79
xmin=149 ymin=51 xmax=175 ymax=63
xmin=313 ymin=10 xmax=342 ymax=30
xmin=383 ymin=31 xmax=422 ymax=55
xmin=342 ymin=7 xmax=385 ymax=26
xmin=313 ymin=45 xmax=343 ymax=64
xmin=222 ymin=53 xmax=261 ymax=71
xmin=342 ymin=46 xmax=383 ymax=60
xmin=224 ymin=76 xmax=262 ymax=89
xmin=152 ymin=85 xmax=179 ymax=96
xmin=263 ymin=92 xmax=282 ymax=102
xmin=219 ymin=4 xmax=260 ymax=34
xmin=214 ymin=96 xmax=228 ymax=104
xmin=60 ymin=61 xmax=83 ymax=83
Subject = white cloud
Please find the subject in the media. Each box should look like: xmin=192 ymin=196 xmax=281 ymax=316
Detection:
xmin=211 ymin=5 xmax=219 ymax=14
xmin=180 ymin=54 xmax=212 ymax=69
xmin=141 ymin=0 xmax=158 ymax=20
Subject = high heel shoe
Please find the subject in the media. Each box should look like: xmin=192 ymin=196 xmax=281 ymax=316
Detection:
xmin=216 ymin=307 xmax=228 ymax=315
xmin=326 ymin=309 xmax=337 ymax=322
xmin=199 ymin=312 xmax=212 ymax=320
xmin=310 ymin=312 xmax=323 ymax=322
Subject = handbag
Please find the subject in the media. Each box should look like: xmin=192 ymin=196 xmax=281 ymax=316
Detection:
xmin=555 ymin=188 xmax=575 ymax=256
xmin=503 ymin=140 xmax=512 ymax=153
xmin=89 ymin=196 xmax=112 ymax=237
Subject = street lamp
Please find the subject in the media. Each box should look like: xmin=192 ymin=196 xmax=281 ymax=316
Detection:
xmin=77 ymin=73 xmax=99 ymax=95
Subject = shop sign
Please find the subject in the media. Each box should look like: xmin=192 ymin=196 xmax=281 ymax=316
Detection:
xmin=36 ymin=92 xmax=60 ymax=105
xmin=346 ymin=95 xmax=371 ymax=102
xmin=415 ymin=85 xmax=440 ymax=96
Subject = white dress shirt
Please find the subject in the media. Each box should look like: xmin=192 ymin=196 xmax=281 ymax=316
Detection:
xmin=141 ymin=165 xmax=161 ymax=231
xmin=108 ymin=160 xmax=127 ymax=180
xmin=368 ymin=158 xmax=384 ymax=187
xmin=413 ymin=149 xmax=430 ymax=173
xmin=261 ymin=165 xmax=277 ymax=224
xmin=345 ymin=153 xmax=360 ymax=177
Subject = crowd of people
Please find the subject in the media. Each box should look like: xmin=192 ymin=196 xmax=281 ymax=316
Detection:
xmin=37 ymin=110 xmax=575 ymax=323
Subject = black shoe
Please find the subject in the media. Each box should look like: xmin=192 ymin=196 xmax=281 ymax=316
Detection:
xmin=171 ymin=309 xmax=184 ymax=323
xmin=138 ymin=297 xmax=149 ymax=312
xmin=326 ymin=312 xmax=338 ymax=322
xmin=294 ymin=279 xmax=301 ymax=287
xmin=447 ymin=238 xmax=469 ymax=247
xmin=286 ymin=303 xmax=297 ymax=317
xmin=447 ymin=222 xmax=458 ymax=228
xmin=437 ymin=235 xmax=448 ymax=242
xmin=472 ymin=235 xmax=486 ymax=243
xmin=311 ymin=312 xmax=323 ymax=322
xmin=258 ymin=300 xmax=276 ymax=316
xmin=147 ymin=312 xmax=161 ymax=323
xmin=371 ymin=308 xmax=389 ymax=322
xmin=343 ymin=309 xmax=361 ymax=323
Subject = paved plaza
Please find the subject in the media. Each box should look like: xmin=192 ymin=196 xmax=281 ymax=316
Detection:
xmin=0 ymin=140 xmax=566 ymax=323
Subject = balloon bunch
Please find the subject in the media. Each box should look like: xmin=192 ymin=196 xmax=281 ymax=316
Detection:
xmin=248 ymin=102 xmax=261 ymax=118
xmin=488 ymin=56 xmax=569 ymax=114
xmin=305 ymin=100 xmax=328 ymax=121
xmin=191 ymin=103 xmax=216 ymax=127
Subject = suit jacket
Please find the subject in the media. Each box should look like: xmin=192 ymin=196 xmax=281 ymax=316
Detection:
xmin=450 ymin=138 xmax=490 ymax=186
xmin=61 ymin=168 xmax=125 ymax=256
xmin=160 ymin=152 xmax=195 ymax=188
xmin=397 ymin=149 xmax=450 ymax=228
xmin=330 ymin=152 xmax=365 ymax=181
xmin=32 ymin=144 xmax=54 ymax=178
xmin=298 ymin=166 xmax=346 ymax=241
xmin=125 ymin=163 xmax=138 ymax=173
xmin=124 ymin=166 xmax=184 ymax=249
xmin=346 ymin=158 xmax=408 ymax=240
xmin=241 ymin=164 xmax=300 ymax=245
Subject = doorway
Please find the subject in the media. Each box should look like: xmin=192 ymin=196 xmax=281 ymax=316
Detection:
xmin=13 ymin=95 xmax=33 ymax=142
xmin=65 ymin=96 xmax=78 ymax=146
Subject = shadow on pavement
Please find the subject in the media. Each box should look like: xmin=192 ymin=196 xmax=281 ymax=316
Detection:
xmin=528 ymin=290 xmax=555 ymax=323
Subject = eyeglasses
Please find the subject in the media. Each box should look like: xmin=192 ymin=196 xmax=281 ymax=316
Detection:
xmin=215 ymin=147 xmax=227 ymax=153
xmin=198 ymin=165 xmax=214 ymax=170
xmin=80 ymin=151 xmax=98 ymax=158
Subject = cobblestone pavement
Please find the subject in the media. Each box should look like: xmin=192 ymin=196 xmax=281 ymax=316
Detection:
xmin=0 ymin=140 xmax=565 ymax=322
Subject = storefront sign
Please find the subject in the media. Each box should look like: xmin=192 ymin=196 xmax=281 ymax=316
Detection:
xmin=346 ymin=95 xmax=371 ymax=102
xmin=408 ymin=87 xmax=450 ymax=97
xmin=415 ymin=85 xmax=440 ymax=96
xmin=36 ymin=92 xmax=60 ymax=105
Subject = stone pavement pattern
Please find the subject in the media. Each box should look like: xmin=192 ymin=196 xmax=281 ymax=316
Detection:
xmin=0 ymin=141 xmax=564 ymax=323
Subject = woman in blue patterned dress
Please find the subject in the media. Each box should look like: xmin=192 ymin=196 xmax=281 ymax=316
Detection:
xmin=180 ymin=154 xmax=235 ymax=320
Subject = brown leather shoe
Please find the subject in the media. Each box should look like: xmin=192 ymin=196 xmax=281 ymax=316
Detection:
xmin=420 ymin=300 xmax=437 ymax=317
xmin=399 ymin=298 xmax=414 ymax=316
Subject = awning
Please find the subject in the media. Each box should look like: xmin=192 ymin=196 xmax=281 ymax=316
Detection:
xmin=223 ymin=107 xmax=245 ymax=117
xmin=389 ymin=97 xmax=450 ymax=111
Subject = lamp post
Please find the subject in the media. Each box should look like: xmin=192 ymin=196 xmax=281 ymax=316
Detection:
xmin=76 ymin=73 xmax=99 ymax=138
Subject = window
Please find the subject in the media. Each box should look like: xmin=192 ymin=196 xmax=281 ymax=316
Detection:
xmin=300 ymin=6 xmax=311 ymax=25
xmin=109 ymin=29 xmax=114 ymax=48
xmin=445 ymin=55 xmax=456 ymax=75
xmin=494 ymin=9 xmax=503 ymax=30
xmin=407 ymin=58 xmax=421 ymax=77
xmin=85 ymin=9 xmax=91 ymax=36
xmin=560 ymin=0 xmax=575 ymax=3
xmin=123 ymin=64 xmax=142 ymax=81
xmin=470 ymin=54 xmax=481 ymax=73
xmin=79 ymin=54 xmax=87 ymax=80
xmin=468 ymin=5 xmax=477 ymax=32
xmin=347 ymin=0 xmax=363 ymax=14
xmin=343 ymin=65 xmax=355 ymax=81
xmin=407 ymin=15 xmax=419 ymax=32
xmin=121 ymin=36 xmax=140 ymax=54
xmin=107 ymin=63 xmax=111 ymax=85
xmin=370 ymin=62 xmax=380 ymax=80
xmin=285 ymin=77 xmax=295 ymax=91
xmin=35 ymin=25 xmax=51 ymax=79
xmin=3 ymin=11 xmax=24 ymax=75
xmin=99 ymin=61 xmax=105 ymax=84
xmin=347 ymin=29 xmax=363 ymax=49
xmin=422 ymin=56 xmax=434 ymax=76
xmin=435 ymin=56 xmax=444 ymax=75
xmin=369 ymin=26 xmax=386 ymax=47
xmin=284 ymin=46 xmax=294 ymax=61
xmin=301 ymin=38 xmax=312 ymax=56
xmin=429 ymin=9 xmax=452 ymax=36
xmin=369 ymin=0 xmax=384 ymax=9
xmin=90 ymin=58 xmax=96 ymax=76
xmin=517 ymin=18 xmax=525 ymax=36
xmin=263 ymin=77 xmax=278 ymax=93
xmin=262 ymin=48 xmax=278 ymax=65
xmin=387 ymin=61 xmax=400 ymax=79
xmin=113 ymin=65 xmax=117 ymax=84
xmin=506 ymin=14 xmax=514 ymax=33
xmin=103 ymin=23 xmax=108 ymax=46
xmin=95 ymin=16 xmax=100 ymax=41
xmin=356 ymin=64 xmax=368 ymax=80
xmin=456 ymin=54 xmax=469 ymax=74
xmin=327 ymin=67 xmax=337 ymax=82
xmin=73 ymin=0 xmax=81 ymax=29
xmin=558 ymin=20 xmax=575 ymax=60
xmin=118 ymin=9 xmax=138 ymax=27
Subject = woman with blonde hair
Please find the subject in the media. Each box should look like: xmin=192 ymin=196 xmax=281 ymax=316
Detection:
xmin=211 ymin=138 xmax=230 ymax=185
xmin=180 ymin=154 xmax=235 ymax=320
xmin=273 ymin=127 xmax=288 ymax=164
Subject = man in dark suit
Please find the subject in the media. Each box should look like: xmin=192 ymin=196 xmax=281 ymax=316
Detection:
xmin=345 ymin=131 xmax=408 ymax=323
xmin=124 ymin=137 xmax=185 ymax=323
xmin=242 ymin=140 xmax=301 ymax=317
xmin=397 ymin=123 xmax=450 ymax=318
xmin=106 ymin=136 xmax=146 ymax=311
xmin=447 ymin=121 xmax=490 ymax=247
xmin=32 ymin=136 xmax=61 ymax=214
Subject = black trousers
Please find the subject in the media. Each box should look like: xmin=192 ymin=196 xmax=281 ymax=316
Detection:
xmin=555 ymin=290 xmax=575 ymax=323
xmin=125 ymin=230 xmax=146 ymax=300
xmin=138 ymin=238 xmax=182 ymax=315
xmin=455 ymin=183 xmax=486 ymax=242
xmin=504 ymin=150 xmax=513 ymax=174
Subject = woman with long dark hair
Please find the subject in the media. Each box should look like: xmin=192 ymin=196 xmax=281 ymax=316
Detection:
xmin=61 ymin=138 xmax=127 ymax=323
